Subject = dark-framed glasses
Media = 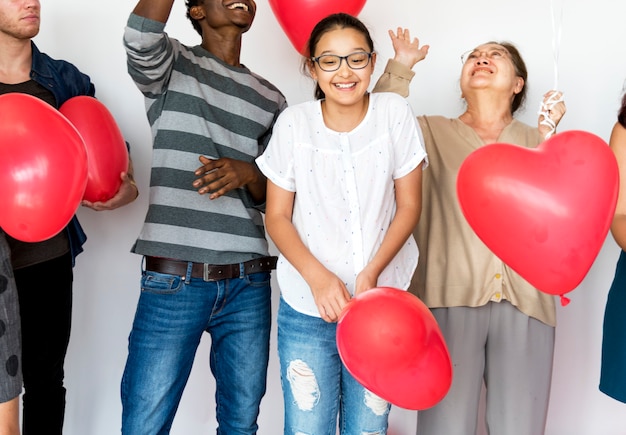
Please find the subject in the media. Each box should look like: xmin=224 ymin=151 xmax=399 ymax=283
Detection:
xmin=310 ymin=51 xmax=374 ymax=72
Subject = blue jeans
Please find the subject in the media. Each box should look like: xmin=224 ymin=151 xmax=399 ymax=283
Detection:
xmin=277 ymin=298 xmax=390 ymax=435
xmin=121 ymin=262 xmax=272 ymax=435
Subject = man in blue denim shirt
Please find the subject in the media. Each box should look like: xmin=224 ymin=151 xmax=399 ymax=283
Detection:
xmin=0 ymin=1 xmax=138 ymax=433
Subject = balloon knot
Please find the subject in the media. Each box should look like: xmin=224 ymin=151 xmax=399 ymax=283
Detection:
xmin=560 ymin=295 xmax=571 ymax=306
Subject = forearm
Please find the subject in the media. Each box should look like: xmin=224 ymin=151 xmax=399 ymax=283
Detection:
xmin=266 ymin=214 xmax=328 ymax=284
xmin=365 ymin=203 xmax=420 ymax=278
xmin=610 ymin=123 xmax=626 ymax=250
xmin=362 ymin=166 xmax=422 ymax=280
xmin=132 ymin=0 xmax=175 ymax=23
xmin=372 ymin=59 xmax=415 ymax=97
xmin=611 ymin=215 xmax=626 ymax=251
xmin=126 ymin=158 xmax=139 ymax=200
xmin=245 ymin=164 xmax=268 ymax=204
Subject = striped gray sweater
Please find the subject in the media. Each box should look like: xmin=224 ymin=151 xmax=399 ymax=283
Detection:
xmin=124 ymin=14 xmax=287 ymax=264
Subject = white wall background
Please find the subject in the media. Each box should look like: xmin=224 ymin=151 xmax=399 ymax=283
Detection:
xmin=30 ymin=0 xmax=626 ymax=433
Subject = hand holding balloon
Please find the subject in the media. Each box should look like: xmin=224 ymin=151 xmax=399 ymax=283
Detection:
xmin=81 ymin=169 xmax=138 ymax=211
xmin=310 ymin=268 xmax=351 ymax=323
xmin=538 ymin=90 xmax=566 ymax=140
xmin=337 ymin=287 xmax=452 ymax=410
xmin=60 ymin=96 xmax=130 ymax=204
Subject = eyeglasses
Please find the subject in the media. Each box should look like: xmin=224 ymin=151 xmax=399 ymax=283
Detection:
xmin=310 ymin=51 xmax=374 ymax=72
xmin=460 ymin=47 xmax=510 ymax=65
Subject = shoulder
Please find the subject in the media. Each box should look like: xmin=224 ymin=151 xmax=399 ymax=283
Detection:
xmin=278 ymin=100 xmax=316 ymax=119
xmin=610 ymin=121 xmax=626 ymax=150
xmin=247 ymin=70 xmax=287 ymax=101
xmin=417 ymin=115 xmax=454 ymax=129
xmin=370 ymin=91 xmax=408 ymax=106
xmin=370 ymin=92 xmax=415 ymax=119
xmin=31 ymin=44 xmax=93 ymax=94
xmin=32 ymin=44 xmax=85 ymax=76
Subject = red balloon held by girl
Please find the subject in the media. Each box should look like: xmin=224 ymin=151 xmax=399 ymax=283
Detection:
xmin=337 ymin=287 xmax=452 ymax=410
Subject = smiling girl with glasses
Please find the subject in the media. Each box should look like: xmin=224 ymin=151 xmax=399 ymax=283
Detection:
xmin=256 ymin=12 xmax=427 ymax=435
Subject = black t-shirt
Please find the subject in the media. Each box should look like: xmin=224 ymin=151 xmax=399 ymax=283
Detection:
xmin=0 ymin=80 xmax=70 ymax=269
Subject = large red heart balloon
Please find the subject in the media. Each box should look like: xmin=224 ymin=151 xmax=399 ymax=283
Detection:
xmin=337 ymin=287 xmax=452 ymax=410
xmin=457 ymin=130 xmax=618 ymax=298
xmin=269 ymin=0 xmax=367 ymax=54
xmin=0 ymin=93 xmax=88 ymax=242
xmin=60 ymin=96 xmax=129 ymax=203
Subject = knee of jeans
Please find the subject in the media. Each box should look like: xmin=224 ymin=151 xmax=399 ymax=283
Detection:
xmin=363 ymin=390 xmax=390 ymax=417
xmin=286 ymin=359 xmax=320 ymax=411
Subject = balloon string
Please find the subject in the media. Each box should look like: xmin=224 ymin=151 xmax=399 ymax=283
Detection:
xmin=550 ymin=0 xmax=562 ymax=90
xmin=538 ymin=0 xmax=564 ymax=139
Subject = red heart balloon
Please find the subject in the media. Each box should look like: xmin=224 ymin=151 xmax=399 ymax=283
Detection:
xmin=457 ymin=130 xmax=618 ymax=297
xmin=269 ymin=0 xmax=367 ymax=54
xmin=60 ymin=96 xmax=129 ymax=203
xmin=0 ymin=93 xmax=88 ymax=242
xmin=337 ymin=287 xmax=452 ymax=410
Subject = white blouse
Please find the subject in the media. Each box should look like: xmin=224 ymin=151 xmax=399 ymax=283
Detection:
xmin=257 ymin=92 xmax=427 ymax=317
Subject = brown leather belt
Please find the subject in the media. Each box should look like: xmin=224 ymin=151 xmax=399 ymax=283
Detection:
xmin=145 ymin=256 xmax=278 ymax=281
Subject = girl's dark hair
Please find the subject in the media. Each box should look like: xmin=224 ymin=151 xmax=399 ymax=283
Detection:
xmin=485 ymin=41 xmax=528 ymax=115
xmin=186 ymin=0 xmax=203 ymax=36
xmin=303 ymin=13 xmax=374 ymax=100
xmin=618 ymin=92 xmax=626 ymax=128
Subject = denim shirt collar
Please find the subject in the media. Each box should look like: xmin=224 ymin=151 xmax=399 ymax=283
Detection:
xmin=30 ymin=42 xmax=53 ymax=81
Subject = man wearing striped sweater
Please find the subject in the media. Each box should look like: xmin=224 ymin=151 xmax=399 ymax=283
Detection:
xmin=120 ymin=1 xmax=287 ymax=433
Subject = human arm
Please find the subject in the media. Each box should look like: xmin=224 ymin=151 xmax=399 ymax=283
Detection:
xmin=537 ymin=90 xmax=566 ymax=140
xmin=81 ymin=158 xmax=139 ymax=211
xmin=610 ymin=122 xmax=626 ymax=250
xmin=264 ymin=181 xmax=352 ymax=322
xmin=131 ymin=0 xmax=175 ymax=23
xmin=193 ymin=156 xmax=267 ymax=202
xmin=372 ymin=28 xmax=429 ymax=96
xmin=355 ymin=164 xmax=423 ymax=295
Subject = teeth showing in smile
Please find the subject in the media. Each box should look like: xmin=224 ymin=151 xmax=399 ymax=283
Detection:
xmin=335 ymin=83 xmax=355 ymax=89
xmin=228 ymin=2 xmax=249 ymax=11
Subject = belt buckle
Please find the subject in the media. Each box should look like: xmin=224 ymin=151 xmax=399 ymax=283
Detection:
xmin=203 ymin=263 xmax=210 ymax=281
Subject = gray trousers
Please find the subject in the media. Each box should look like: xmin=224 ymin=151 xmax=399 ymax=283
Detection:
xmin=417 ymin=301 xmax=554 ymax=435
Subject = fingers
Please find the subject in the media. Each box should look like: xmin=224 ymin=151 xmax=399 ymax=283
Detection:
xmin=389 ymin=27 xmax=412 ymax=41
xmin=317 ymin=297 xmax=349 ymax=323
xmin=314 ymin=278 xmax=351 ymax=323
xmin=538 ymin=90 xmax=566 ymax=139
xmin=541 ymin=90 xmax=566 ymax=119
xmin=194 ymin=156 xmax=251 ymax=199
xmin=193 ymin=156 xmax=224 ymax=196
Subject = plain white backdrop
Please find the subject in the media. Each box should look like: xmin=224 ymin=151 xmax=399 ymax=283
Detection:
xmin=27 ymin=0 xmax=626 ymax=433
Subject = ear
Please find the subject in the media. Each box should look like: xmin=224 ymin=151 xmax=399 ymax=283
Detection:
xmin=189 ymin=5 xmax=205 ymax=20
xmin=307 ymin=59 xmax=318 ymax=81
xmin=514 ymin=77 xmax=524 ymax=95
xmin=370 ymin=52 xmax=377 ymax=72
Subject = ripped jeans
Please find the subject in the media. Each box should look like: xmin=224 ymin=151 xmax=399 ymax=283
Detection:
xmin=277 ymin=297 xmax=390 ymax=435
